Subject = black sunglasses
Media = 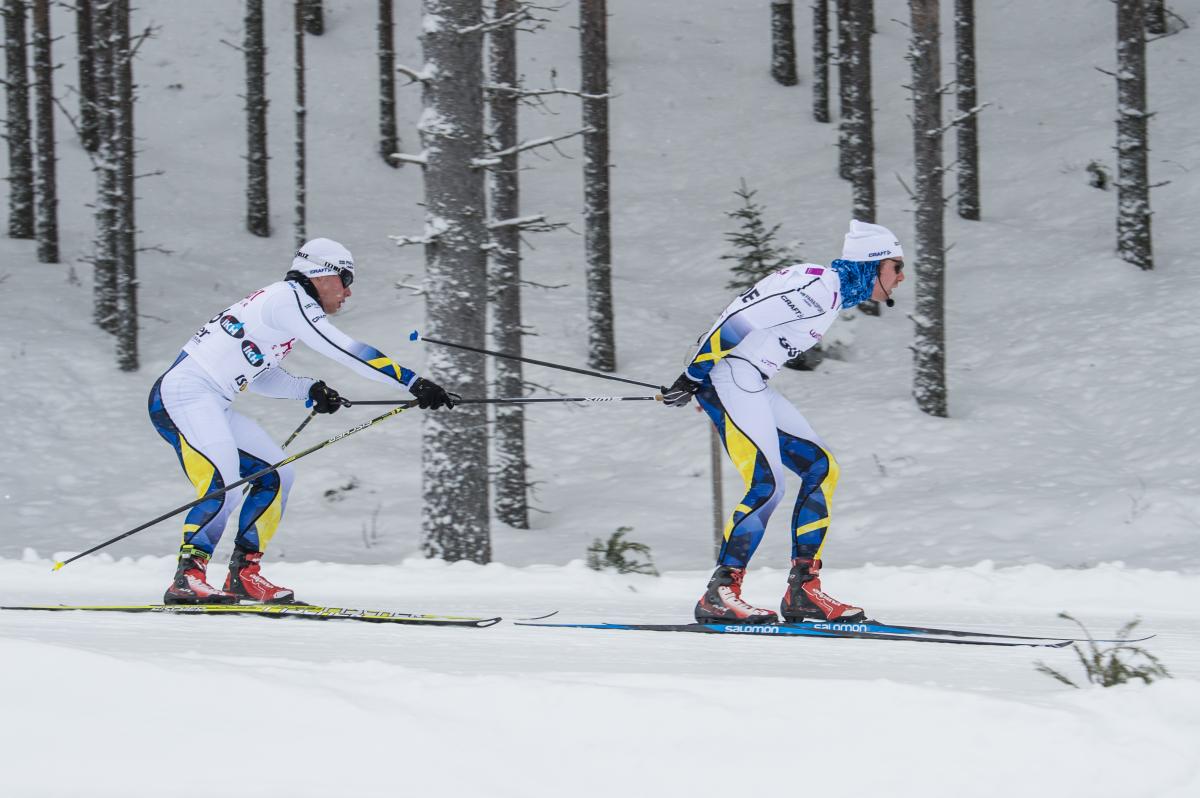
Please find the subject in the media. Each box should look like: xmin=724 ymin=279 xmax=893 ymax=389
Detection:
xmin=338 ymin=269 xmax=354 ymax=289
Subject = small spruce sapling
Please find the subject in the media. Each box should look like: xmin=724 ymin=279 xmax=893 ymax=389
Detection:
xmin=722 ymin=180 xmax=798 ymax=291
xmin=721 ymin=180 xmax=822 ymax=369
xmin=586 ymin=526 xmax=659 ymax=576
xmin=1035 ymin=612 xmax=1170 ymax=688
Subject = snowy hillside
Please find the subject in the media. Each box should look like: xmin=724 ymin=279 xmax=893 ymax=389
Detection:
xmin=2 ymin=1 xmax=1199 ymax=796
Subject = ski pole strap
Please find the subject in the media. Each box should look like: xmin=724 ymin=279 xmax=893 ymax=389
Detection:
xmin=52 ymin=402 xmax=419 ymax=572
xmin=410 ymin=331 xmax=662 ymax=391
xmin=347 ymin=396 xmax=662 ymax=406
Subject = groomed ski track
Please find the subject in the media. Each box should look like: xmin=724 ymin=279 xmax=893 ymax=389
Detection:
xmin=3 ymin=557 xmax=1198 ymax=798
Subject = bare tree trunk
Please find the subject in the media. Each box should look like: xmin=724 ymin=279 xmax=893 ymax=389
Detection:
xmin=114 ymin=0 xmax=137 ymax=371
xmin=1144 ymin=0 xmax=1166 ymax=35
xmin=487 ymin=0 xmax=529 ymax=530
xmin=420 ymin=0 xmax=491 ymax=564
xmin=76 ymin=0 xmax=100 ymax=152
xmin=293 ymin=0 xmax=306 ymax=247
xmin=836 ymin=0 xmax=852 ymax=179
xmin=580 ymin=0 xmax=615 ymax=372
xmin=303 ymin=0 xmax=323 ymax=35
xmin=811 ymin=0 xmax=829 ymax=123
xmin=245 ymin=0 xmax=270 ymax=238
xmin=4 ymin=0 xmax=34 ymax=239
xmin=710 ymin=424 xmax=724 ymax=559
xmin=847 ymin=0 xmax=874 ymax=223
xmin=378 ymin=0 xmax=400 ymax=167
xmin=909 ymin=0 xmax=947 ymax=418
xmin=848 ymin=0 xmax=879 ymax=317
xmin=955 ymin=0 xmax=980 ymax=220
xmin=31 ymin=0 xmax=57 ymax=263
xmin=1116 ymin=0 xmax=1152 ymax=270
xmin=92 ymin=0 xmax=118 ymax=333
xmin=770 ymin=0 xmax=798 ymax=86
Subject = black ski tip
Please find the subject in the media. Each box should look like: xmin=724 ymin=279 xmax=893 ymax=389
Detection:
xmin=515 ymin=610 xmax=560 ymax=621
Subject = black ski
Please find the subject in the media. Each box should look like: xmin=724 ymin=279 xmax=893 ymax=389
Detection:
xmin=0 ymin=603 xmax=501 ymax=627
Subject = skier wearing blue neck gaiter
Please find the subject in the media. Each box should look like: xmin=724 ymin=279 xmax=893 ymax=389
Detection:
xmin=661 ymin=220 xmax=906 ymax=625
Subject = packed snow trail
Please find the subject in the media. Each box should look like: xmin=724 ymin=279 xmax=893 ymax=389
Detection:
xmin=2 ymin=557 xmax=1198 ymax=798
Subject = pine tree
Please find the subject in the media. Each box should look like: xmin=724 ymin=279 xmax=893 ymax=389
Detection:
xmin=4 ymin=0 xmax=35 ymax=239
xmin=419 ymin=0 xmax=491 ymax=564
xmin=909 ymin=0 xmax=948 ymax=417
xmin=721 ymin=180 xmax=793 ymax=291
xmin=487 ymin=0 xmax=529 ymax=530
xmin=244 ymin=0 xmax=270 ymax=238
xmin=32 ymin=0 xmax=58 ymax=263
xmin=377 ymin=0 xmax=400 ymax=167
xmin=770 ymin=0 xmax=798 ymax=86
xmin=811 ymin=0 xmax=830 ymax=123
xmin=580 ymin=0 xmax=615 ymax=372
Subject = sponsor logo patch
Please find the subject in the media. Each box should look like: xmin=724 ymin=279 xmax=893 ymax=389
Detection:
xmin=219 ymin=315 xmax=245 ymax=339
xmin=241 ymin=341 xmax=265 ymax=367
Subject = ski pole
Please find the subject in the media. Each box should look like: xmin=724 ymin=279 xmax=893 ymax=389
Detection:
xmin=281 ymin=408 xmax=319 ymax=448
xmin=52 ymin=401 xmax=419 ymax=572
xmin=409 ymin=330 xmax=662 ymax=391
xmin=347 ymin=395 xmax=662 ymax=406
xmin=242 ymin=408 xmax=318 ymax=498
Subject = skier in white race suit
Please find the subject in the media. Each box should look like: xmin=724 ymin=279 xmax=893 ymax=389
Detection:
xmin=148 ymin=238 xmax=456 ymax=605
xmin=661 ymin=221 xmax=906 ymax=624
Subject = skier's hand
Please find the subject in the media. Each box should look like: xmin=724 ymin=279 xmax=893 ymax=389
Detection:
xmin=661 ymin=373 xmax=701 ymax=408
xmin=307 ymin=381 xmax=349 ymax=414
xmin=409 ymin=377 xmax=460 ymax=410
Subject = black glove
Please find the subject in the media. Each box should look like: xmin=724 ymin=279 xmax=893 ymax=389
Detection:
xmin=661 ymin=373 xmax=701 ymax=408
xmin=409 ymin=377 xmax=460 ymax=410
xmin=307 ymin=381 xmax=348 ymax=414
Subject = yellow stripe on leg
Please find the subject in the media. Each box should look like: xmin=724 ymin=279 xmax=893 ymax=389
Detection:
xmin=812 ymin=448 xmax=840 ymax=561
xmin=722 ymin=503 xmax=753 ymax=541
xmin=179 ymin=436 xmax=216 ymax=499
xmin=253 ymin=488 xmax=285 ymax=551
xmin=723 ymin=419 xmax=759 ymax=490
xmin=795 ymin=518 xmax=830 ymax=537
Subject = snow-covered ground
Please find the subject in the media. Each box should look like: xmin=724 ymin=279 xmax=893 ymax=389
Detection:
xmin=2 ymin=0 xmax=1199 ymax=795
xmin=3 ymin=555 xmax=1200 ymax=797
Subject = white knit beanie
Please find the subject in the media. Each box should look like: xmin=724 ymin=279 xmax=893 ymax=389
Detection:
xmin=842 ymin=219 xmax=903 ymax=261
xmin=292 ymin=238 xmax=355 ymax=279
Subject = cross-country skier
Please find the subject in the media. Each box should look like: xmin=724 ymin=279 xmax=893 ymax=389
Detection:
xmin=148 ymin=238 xmax=456 ymax=605
xmin=661 ymin=220 xmax=906 ymax=624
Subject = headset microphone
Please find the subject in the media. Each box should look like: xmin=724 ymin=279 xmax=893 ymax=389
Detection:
xmin=876 ymin=270 xmax=896 ymax=308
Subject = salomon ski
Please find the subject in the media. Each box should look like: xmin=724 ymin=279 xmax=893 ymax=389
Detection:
xmin=513 ymin=618 xmax=1146 ymax=647
xmin=0 ymin=603 xmax=501 ymax=627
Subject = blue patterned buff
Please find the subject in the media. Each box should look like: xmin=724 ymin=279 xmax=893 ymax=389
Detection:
xmin=829 ymin=258 xmax=880 ymax=310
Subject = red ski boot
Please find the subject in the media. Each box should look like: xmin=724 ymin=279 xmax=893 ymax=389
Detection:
xmin=163 ymin=552 xmax=238 ymax=605
xmin=780 ymin=557 xmax=866 ymax=623
xmin=694 ymin=565 xmax=779 ymax=624
xmin=223 ymin=547 xmax=296 ymax=604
